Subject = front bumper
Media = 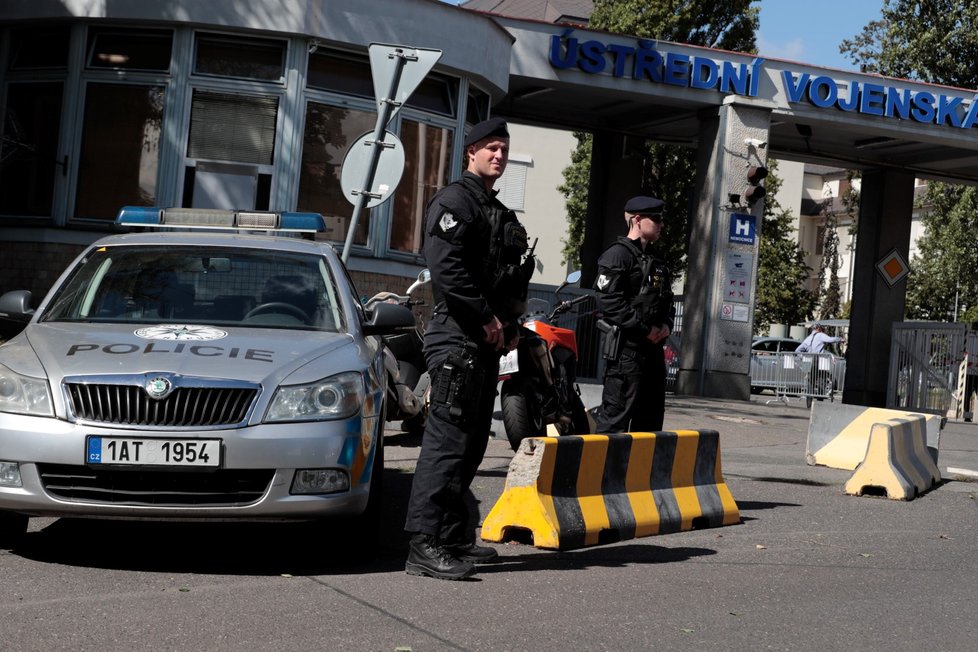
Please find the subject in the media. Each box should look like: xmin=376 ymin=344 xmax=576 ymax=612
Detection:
xmin=0 ymin=413 xmax=379 ymax=520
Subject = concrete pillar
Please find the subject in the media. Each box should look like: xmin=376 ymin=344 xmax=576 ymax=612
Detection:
xmin=676 ymin=98 xmax=773 ymax=400
xmin=842 ymin=168 xmax=914 ymax=407
xmin=580 ymin=130 xmax=642 ymax=287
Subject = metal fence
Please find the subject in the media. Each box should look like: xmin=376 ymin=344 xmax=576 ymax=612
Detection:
xmin=887 ymin=321 xmax=975 ymax=417
xmin=750 ymin=351 xmax=846 ymax=406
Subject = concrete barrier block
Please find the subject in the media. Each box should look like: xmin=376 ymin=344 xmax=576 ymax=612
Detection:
xmin=844 ymin=416 xmax=942 ymax=500
xmin=806 ymin=403 xmax=942 ymax=470
xmin=481 ymin=430 xmax=740 ymax=550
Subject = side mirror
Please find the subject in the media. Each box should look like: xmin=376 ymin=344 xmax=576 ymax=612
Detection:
xmin=363 ymin=301 xmax=416 ymax=336
xmin=555 ymin=269 xmax=582 ymax=295
xmin=406 ymin=268 xmax=432 ymax=295
xmin=0 ymin=290 xmax=34 ymax=322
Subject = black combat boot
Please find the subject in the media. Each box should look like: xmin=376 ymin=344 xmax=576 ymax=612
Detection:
xmin=443 ymin=541 xmax=499 ymax=562
xmin=405 ymin=534 xmax=476 ymax=580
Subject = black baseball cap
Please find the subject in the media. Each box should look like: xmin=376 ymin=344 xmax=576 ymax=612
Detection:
xmin=624 ymin=196 xmax=664 ymax=215
xmin=464 ymin=117 xmax=509 ymax=147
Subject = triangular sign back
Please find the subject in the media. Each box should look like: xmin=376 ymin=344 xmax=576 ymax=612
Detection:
xmin=369 ymin=43 xmax=443 ymax=123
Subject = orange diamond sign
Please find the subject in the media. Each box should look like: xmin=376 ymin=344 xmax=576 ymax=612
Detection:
xmin=876 ymin=249 xmax=909 ymax=287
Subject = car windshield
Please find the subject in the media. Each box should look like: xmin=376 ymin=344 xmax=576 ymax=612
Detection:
xmin=40 ymin=245 xmax=346 ymax=332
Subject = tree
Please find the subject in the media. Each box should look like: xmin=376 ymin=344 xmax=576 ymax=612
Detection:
xmin=558 ymin=0 xmax=758 ymax=275
xmin=841 ymin=0 xmax=978 ymax=322
xmin=814 ymin=211 xmax=842 ymax=320
xmin=905 ymin=184 xmax=978 ymax=321
xmin=753 ymin=159 xmax=815 ymax=333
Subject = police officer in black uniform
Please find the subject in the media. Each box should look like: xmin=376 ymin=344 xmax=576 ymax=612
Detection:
xmin=404 ymin=117 xmax=533 ymax=580
xmin=594 ymin=196 xmax=675 ymax=433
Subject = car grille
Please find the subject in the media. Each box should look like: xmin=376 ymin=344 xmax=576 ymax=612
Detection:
xmin=38 ymin=464 xmax=272 ymax=507
xmin=65 ymin=383 xmax=258 ymax=427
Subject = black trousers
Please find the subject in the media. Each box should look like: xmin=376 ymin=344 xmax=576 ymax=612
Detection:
xmin=404 ymin=318 xmax=499 ymax=544
xmin=595 ymin=344 xmax=666 ymax=433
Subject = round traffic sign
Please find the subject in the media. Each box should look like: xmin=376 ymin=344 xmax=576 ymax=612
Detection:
xmin=339 ymin=130 xmax=405 ymax=208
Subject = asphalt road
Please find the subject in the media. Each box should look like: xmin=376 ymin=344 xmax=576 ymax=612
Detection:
xmin=2 ymin=392 xmax=977 ymax=651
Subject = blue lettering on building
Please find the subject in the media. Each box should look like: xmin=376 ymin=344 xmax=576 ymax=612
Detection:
xmin=546 ymin=28 xmax=978 ymax=130
xmin=779 ymin=71 xmax=978 ymax=130
xmin=548 ymin=30 xmax=763 ymax=98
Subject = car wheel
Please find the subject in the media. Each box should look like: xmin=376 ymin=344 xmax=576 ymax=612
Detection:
xmin=0 ymin=511 xmax=28 ymax=550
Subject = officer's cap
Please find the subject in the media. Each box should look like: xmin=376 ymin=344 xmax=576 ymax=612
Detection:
xmin=624 ymin=196 xmax=664 ymax=215
xmin=464 ymin=117 xmax=509 ymax=147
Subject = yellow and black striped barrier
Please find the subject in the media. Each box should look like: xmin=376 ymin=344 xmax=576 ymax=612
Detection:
xmin=844 ymin=416 xmax=941 ymax=500
xmin=481 ymin=430 xmax=740 ymax=550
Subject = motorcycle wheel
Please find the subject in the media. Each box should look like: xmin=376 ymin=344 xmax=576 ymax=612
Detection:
xmin=501 ymin=380 xmax=545 ymax=452
xmin=569 ymin=392 xmax=591 ymax=435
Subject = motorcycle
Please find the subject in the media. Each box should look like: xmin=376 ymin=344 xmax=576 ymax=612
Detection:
xmin=498 ymin=270 xmax=592 ymax=452
xmin=364 ymin=269 xmax=431 ymax=436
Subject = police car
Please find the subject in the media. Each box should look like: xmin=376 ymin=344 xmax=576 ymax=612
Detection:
xmin=0 ymin=207 xmax=415 ymax=548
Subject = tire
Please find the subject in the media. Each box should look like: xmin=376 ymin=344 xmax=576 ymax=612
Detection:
xmin=501 ymin=379 xmax=545 ymax=452
xmin=0 ymin=511 xmax=28 ymax=550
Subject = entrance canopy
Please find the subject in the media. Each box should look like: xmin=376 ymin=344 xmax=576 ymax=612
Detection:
xmin=491 ymin=17 xmax=978 ymax=184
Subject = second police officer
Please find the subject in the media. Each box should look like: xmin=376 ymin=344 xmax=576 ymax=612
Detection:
xmin=404 ymin=117 xmax=535 ymax=581
xmin=594 ymin=196 xmax=675 ymax=433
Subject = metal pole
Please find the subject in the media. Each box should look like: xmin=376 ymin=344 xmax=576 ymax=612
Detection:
xmin=341 ymin=49 xmax=414 ymax=264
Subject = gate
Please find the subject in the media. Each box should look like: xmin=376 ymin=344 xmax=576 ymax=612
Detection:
xmin=887 ymin=322 xmax=969 ymax=416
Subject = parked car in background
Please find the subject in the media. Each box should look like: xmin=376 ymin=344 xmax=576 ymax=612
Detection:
xmin=0 ymin=207 xmax=416 ymax=550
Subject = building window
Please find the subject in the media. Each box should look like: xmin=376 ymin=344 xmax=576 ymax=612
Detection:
xmin=815 ymin=225 xmax=826 ymax=255
xmin=188 ymin=90 xmax=278 ymax=165
xmin=74 ymin=84 xmax=164 ymax=221
xmin=296 ymin=101 xmax=376 ymax=245
xmin=406 ymin=76 xmax=457 ymax=117
xmin=0 ymin=82 xmax=64 ymax=217
xmin=7 ymin=25 xmax=70 ymax=70
xmin=391 ymin=119 xmax=454 ymax=254
xmin=466 ymin=87 xmax=489 ymax=125
xmin=86 ymin=27 xmax=173 ymax=72
xmin=194 ymin=33 xmax=286 ymax=82
xmin=307 ymin=51 xmax=373 ymax=98
xmin=494 ymin=156 xmax=530 ymax=212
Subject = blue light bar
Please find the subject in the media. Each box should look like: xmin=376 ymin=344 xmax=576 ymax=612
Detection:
xmin=279 ymin=212 xmax=327 ymax=232
xmin=116 ymin=206 xmax=163 ymax=225
xmin=115 ymin=207 xmax=326 ymax=233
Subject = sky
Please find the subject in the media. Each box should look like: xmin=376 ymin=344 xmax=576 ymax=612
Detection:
xmin=440 ymin=0 xmax=885 ymax=71
xmin=755 ymin=0 xmax=883 ymax=71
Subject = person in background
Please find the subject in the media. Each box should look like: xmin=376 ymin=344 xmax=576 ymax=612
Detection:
xmin=593 ymin=195 xmax=675 ymax=433
xmin=796 ymin=322 xmax=844 ymax=354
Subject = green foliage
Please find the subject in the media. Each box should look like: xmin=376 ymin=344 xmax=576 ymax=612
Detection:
xmin=557 ymin=132 xmax=591 ymax=269
xmin=841 ymin=0 xmax=978 ymax=323
xmin=558 ymin=0 xmax=758 ymax=274
xmin=841 ymin=0 xmax=978 ymax=87
xmin=753 ymin=159 xmax=815 ymax=333
xmin=906 ymin=184 xmax=978 ymax=321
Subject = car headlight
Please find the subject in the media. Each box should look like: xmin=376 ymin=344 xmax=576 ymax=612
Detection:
xmin=0 ymin=362 xmax=53 ymax=417
xmin=265 ymin=371 xmax=364 ymax=422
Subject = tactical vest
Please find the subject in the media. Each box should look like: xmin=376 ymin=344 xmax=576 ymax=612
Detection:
xmin=615 ymin=237 xmax=668 ymax=325
xmin=428 ymin=178 xmax=531 ymax=320
xmin=480 ymin=197 xmax=530 ymax=319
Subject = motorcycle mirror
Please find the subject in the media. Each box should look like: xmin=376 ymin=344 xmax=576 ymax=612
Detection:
xmin=555 ymin=269 xmax=582 ymax=295
xmin=406 ymin=269 xmax=432 ymax=296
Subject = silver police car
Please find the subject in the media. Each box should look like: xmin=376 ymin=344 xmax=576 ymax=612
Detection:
xmin=0 ymin=207 xmax=415 ymax=548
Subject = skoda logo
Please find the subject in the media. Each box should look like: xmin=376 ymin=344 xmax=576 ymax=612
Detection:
xmin=145 ymin=376 xmax=173 ymax=400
